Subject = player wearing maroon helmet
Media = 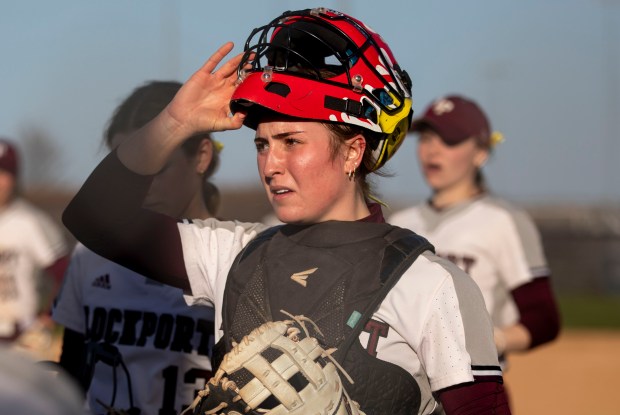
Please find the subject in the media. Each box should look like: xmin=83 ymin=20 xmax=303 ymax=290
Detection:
xmin=0 ymin=138 xmax=69 ymax=356
xmin=390 ymin=94 xmax=561 ymax=406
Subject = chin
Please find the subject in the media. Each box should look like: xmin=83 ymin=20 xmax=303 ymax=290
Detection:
xmin=426 ymin=179 xmax=446 ymax=191
xmin=274 ymin=213 xmax=295 ymax=224
xmin=273 ymin=209 xmax=306 ymax=224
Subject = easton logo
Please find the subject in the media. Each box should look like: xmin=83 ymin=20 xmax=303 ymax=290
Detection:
xmin=290 ymin=267 xmax=318 ymax=287
xmin=92 ymin=274 xmax=111 ymax=289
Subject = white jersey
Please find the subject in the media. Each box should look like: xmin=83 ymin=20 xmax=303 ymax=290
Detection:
xmin=389 ymin=194 xmax=549 ymax=329
xmin=179 ymin=218 xmax=501 ymax=414
xmin=0 ymin=198 xmax=68 ymax=337
xmin=53 ymin=243 xmax=215 ymax=415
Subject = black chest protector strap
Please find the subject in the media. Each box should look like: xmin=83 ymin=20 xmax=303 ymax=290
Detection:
xmin=332 ymin=231 xmax=433 ymax=414
xmin=333 ymin=231 xmax=434 ymax=362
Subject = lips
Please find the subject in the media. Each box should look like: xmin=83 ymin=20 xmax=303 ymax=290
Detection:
xmin=423 ymin=162 xmax=442 ymax=175
xmin=269 ymin=186 xmax=293 ymax=200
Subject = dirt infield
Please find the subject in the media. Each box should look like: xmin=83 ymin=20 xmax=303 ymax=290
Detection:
xmin=504 ymin=329 xmax=620 ymax=415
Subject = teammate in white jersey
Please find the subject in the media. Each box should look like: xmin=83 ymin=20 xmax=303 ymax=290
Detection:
xmin=63 ymin=9 xmax=511 ymax=414
xmin=0 ymin=138 xmax=69 ymax=356
xmin=53 ymin=81 xmax=220 ymax=415
xmin=389 ymin=95 xmax=561 ymax=369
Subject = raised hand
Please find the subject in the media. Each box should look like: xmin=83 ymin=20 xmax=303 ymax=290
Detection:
xmin=116 ymin=43 xmax=248 ymax=174
xmin=163 ymin=42 xmax=247 ymax=139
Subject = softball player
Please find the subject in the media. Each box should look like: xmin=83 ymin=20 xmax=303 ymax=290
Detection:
xmin=0 ymin=138 xmax=69 ymax=355
xmin=62 ymin=9 xmax=511 ymax=414
xmin=389 ymin=95 xmax=561 ymax=364
xmin=52 ymin=81 xmax=219 ymax=415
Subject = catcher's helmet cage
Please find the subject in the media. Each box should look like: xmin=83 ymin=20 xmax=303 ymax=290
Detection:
xmin=230 ymin=7 xmax=413 ymax=171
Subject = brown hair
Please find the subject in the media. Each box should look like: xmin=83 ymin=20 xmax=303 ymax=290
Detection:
xmin=104 ymin=80 xmax=222 ymax=215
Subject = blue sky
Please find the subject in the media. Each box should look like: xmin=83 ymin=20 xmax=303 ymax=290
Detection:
xmin=1 ymin=0 xmax=618 ymax=207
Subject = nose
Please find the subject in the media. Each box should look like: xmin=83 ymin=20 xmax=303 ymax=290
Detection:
xmin=420 ymin=135 xmax=443 ymax=155
xmin=262 ymin=147 xmax=284 ymax=182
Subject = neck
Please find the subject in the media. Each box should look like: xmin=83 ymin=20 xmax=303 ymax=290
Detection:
xmin=340 ymin=184 xmax=371 ymax=221
xmin=0 ymin=195 xmax=16 ymax=211
xmin=318 ymin=187 xmax=370 ymax=223
xmin=431 ymin=183 xmax=482 ymax=210
xmin=181 ymin=193 xmax=212 ymax=220
xmin=352 ymin=191 xmax=371 ymax=220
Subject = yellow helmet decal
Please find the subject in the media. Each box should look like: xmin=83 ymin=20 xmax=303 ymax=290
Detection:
xmin=378 ymin=94 xmax=412 ymax=134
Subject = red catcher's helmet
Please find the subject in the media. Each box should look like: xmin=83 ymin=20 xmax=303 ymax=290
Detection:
xmin=230 ymin=7 xmax=413 ymax=171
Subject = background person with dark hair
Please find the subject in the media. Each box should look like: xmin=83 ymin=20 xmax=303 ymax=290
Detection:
xmin=53 ymin=81 xmax=222 ymax=414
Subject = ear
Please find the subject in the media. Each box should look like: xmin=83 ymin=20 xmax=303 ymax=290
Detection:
xmin=344 ymin=134 xmax=366 ymax=173
xmin=474 ymin=147 xmax=489 ymax=168
xmin=195 ymin=139 xmax=213 ymax=175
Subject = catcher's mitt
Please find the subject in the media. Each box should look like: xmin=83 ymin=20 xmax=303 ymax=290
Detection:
xmin=183 ymin=313 xmax=365 ymax=415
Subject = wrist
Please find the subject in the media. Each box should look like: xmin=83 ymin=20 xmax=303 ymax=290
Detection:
xmin=494 ymin=328 xmax=507 ymax=355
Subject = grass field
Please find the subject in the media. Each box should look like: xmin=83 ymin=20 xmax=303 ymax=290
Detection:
xmin=558 ymin=295 xmax=620 ymax=328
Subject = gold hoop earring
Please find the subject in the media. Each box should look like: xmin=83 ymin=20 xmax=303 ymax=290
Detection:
xmin=347 ymin=167 xmax=356 ymax=181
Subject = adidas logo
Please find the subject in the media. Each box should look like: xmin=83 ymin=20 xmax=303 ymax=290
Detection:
xmin=92 ymin=274 xmax=111 ymax=289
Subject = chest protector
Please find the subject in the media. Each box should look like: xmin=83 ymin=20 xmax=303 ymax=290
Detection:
xmin=220 ymin=221 xmax=434 ymax=415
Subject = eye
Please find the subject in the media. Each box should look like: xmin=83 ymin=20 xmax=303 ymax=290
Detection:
xmin=418 ymin=133 xmax=432 ymax=144
xmin=284 ymin=137 xmax=301 ymax=147
xmin=254 ymin=139 xmax=269 ymax=153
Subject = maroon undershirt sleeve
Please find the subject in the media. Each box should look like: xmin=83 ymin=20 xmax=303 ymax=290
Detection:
xmin=511 ymin=277 xmax=561 ymax=348
xmin=44 ymin=255 xmax=70 ymax=285
xmin=438 ymin=381 xmax=511 ymax=414
xmin=63 ymin=150 xmax=189 ymax=291
xmin=42 ymin=255 xmax=70 ymax=313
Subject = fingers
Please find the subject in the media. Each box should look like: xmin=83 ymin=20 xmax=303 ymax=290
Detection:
xmin=214 ymin=111 xmax=246 ymax=132
xmin=219 ymin=52 xmax=245 ymax=80
xmin=201 ymin=41 xmax=235 ymax=74
xmin=190 ymin=42 xmax=245 ymax=87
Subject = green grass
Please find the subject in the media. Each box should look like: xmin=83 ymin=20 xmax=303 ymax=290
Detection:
xmin=558 ymin=295 xmax=620 ymax=329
